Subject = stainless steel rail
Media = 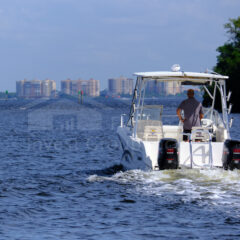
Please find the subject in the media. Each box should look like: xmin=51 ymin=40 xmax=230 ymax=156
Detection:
xmin=182 ymin=129 xmax=213 ymax=169
xmin=189 ymin=129 xmax=213 ymax=169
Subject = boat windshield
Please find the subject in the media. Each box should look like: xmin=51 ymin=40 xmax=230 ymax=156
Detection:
xmin=136 ymin=105 xmax=224 ymax=127
xmin=137 ymin=105 xmax=163 ymax=121
xmin=137 ymin=105 xmax=179 ymax=126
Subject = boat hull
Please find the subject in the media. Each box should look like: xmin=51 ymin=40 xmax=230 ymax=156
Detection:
xmin=117 ymin=126 xmax=224 ymax=170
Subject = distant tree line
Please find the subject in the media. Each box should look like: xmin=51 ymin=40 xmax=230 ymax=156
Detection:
xmin=203 ymin=16 xmax=240 ymax=112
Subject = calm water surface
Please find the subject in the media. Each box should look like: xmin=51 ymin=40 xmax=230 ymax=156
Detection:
xmin=0 ymin=97 xmax=240 ymax=240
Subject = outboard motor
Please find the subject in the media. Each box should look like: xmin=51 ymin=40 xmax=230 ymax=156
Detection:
xmin=158 ymin=138 xmax=178 ymax=170
xmin=222 ymin=140 xmax=240 ymax=170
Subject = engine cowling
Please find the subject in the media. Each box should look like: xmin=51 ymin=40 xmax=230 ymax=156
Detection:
xmin=158 ymin=138 xmax=179 ymax=170
xmin=222 ymin=140 xmax=240 ymax=170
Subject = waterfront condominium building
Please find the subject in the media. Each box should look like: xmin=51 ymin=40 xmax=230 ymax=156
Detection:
xmin=61 ymin=78 xmax=100 ymax=97
xmin=165 ymin=81 xmax=182 ymax=95
xmin=108 ymin=77 xmax=134 ymax=95
xmin=145 ymin=81 xmax=166 ymax=96
xmin=16 ymin=79 xmax=56 ymax=98
xmin=144 ymin=80 xmax=182 ymax=96
xmin=61 ymin=79 xmax=71 ymax=95
xmin=42 ymin=79 xmax=57 ymax=97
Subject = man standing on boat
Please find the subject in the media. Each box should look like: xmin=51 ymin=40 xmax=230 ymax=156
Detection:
xmin=177 ymin=89 xmax=204 ymax=141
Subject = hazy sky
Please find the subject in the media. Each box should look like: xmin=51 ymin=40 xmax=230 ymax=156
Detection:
xmin=0 ymin=0 xmax=240 ymax=91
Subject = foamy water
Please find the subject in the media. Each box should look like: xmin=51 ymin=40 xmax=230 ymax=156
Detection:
xmin=88 ymin=168 xmax=240 ymax=206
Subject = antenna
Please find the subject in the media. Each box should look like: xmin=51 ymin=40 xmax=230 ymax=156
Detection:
xmin=171 ymin=64 xmax=181 ymax=72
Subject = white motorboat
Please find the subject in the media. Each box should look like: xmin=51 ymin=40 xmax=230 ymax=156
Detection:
xmin=117 ymin=67 xmax=240 ymax=170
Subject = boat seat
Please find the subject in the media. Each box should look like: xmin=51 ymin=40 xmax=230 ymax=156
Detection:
xmin=137 ymin=120 xmax=164 ymax=141
xmin=142 ymin=125 xmax=164 ymax=141
xmin=162 ymin=125 xmax=183 ymax=141
xmin=191 ymin=127 xmax=212 ymax=142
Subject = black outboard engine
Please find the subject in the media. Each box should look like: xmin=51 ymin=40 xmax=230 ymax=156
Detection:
xmin=222 ymin=140 xmax=240 ymax=170
xmin=158 ymin=138 xmax=178 ymax=170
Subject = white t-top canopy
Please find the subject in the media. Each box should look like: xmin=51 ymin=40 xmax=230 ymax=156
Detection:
xmin=134 ymin=71 xmax=228 ymax=84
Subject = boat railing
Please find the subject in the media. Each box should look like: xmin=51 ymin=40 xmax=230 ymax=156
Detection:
xmin=185 ymin=128 xmax=213 ymax=169
xmin=203 ymin=107 xmax=224 ymax=127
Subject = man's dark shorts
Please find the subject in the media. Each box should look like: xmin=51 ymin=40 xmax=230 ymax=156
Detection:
xmin=183 ymin=129 xmax=191 ymax=141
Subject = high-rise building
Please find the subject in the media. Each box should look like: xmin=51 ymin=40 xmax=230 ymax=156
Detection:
xmin=31 ymin=80 xmax=42 ymax=97
xmin=145 ymin=81 xmax=166 ymax=96
xmin=42 ymin=79 xmax=56 ymax=97
xmin=61 ymin=79 xmax=71 ymax=95
xmin=88 ymin=79 xmax=100 ymax=97
xmin=108 ymin=77 xmax=134 ymax=95
xmin=108 ymin=78 xmax=118 ymax=94
xmin=16 ymin=79 xmax=56 ymax=98
xmin=16 ymin=79 xmax=25 ymax=98
xmin=61 ymin=79 xmax=100 ymax=97
xmin=144 ymin=80 xmax=182 ymax=96
xmin=165 ymin=81 xmax=182 ymax=95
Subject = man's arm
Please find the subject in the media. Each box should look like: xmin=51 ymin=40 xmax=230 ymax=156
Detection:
xmin=176 ymin=108 xmax=184 ymax=123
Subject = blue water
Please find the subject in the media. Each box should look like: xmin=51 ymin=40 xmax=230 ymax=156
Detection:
xmin=0 ymin=97 xmax=240 ymax=240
